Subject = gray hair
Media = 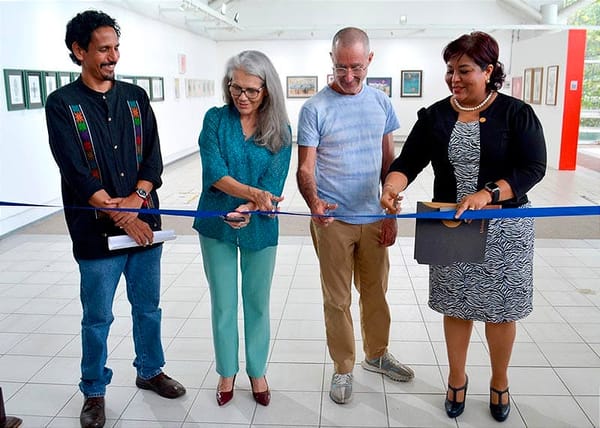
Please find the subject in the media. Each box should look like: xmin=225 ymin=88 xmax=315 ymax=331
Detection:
xmin=222 ymin=50 xmax=291 ymax=153
xmin=331 ymin=27 xmax=370 ymax=56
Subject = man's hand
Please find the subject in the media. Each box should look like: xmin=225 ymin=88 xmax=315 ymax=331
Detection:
xmin=122 ymin=217 xmax=154 ymax=246
xmin=310 ymin=199 xmax=338 ymax=227
xmin=105 ymin=194 xmax=142 ymax=228
xmin=380 ymin=217 xmax=398 ymax=247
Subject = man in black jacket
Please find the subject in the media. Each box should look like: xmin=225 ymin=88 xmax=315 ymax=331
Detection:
xmin=45 ymin=10 xmax=185 ymax=428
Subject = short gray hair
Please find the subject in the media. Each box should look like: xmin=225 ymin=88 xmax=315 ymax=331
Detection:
xmin=222 ymin=50 xmax=291 ymax=153
xmin=331 ymin=27 xmax=370 ymax=56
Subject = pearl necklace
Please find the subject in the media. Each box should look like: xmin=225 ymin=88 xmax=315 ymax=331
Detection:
xmin=453 ymin=91 xmax=494 ymax=112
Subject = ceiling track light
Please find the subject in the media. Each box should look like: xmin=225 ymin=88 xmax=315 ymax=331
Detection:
xmin=179 ymin=0 xmax=242 ymax=30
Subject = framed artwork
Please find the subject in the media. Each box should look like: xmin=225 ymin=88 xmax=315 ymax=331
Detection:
xmin=531 ymin=67 xmax=543 ymax=104
xmin=118 ymin=75 xmax=135 ymax=84
xmin=57 ymin=71 xmax=71 ymax=88
xmin=545 ymin=65 xmax=559 ymax=106
xmin=24 ymin=70 xmax=43 ymax=108
xmin=366 ymin=77 xmax=392 ymax=97
xmin=327 ymin=74 xmax=334 ymax=85
xmin=151 ymin=77 xmax=164 ymax=101
xmin=178 ymin=53 xmax=187 ymax=74
xmin=400 ymin=70 xmax=422 ymax=97
xmin=286 ymin=76 xmax=318 ymax=98
xmin=523 ymin=68 xmax=533 ymax=103
xmin=511 ymin=76 xmax=522 ymax=100
xmin=3 ymin=69 xmax=26 ymax=111
xmin=174 ymin=78 xmax=181 ymax=99
xmin=43 ymin=71 xmax=58 ymax=102
xmin=135 ymin=77 xmax=151 ymax=96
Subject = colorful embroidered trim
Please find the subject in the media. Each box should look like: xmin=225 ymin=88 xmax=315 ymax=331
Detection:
xmin=127 ymin=100 xmax=154 ymax=208
xmin=127 ymin=100 xmax=143 ymax=166
xmin=69 ymin=104 xmax=102 ymax=182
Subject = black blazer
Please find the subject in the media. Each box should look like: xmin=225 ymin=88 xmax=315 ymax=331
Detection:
xmin=390 ymin=92 xmax=547 ymax=207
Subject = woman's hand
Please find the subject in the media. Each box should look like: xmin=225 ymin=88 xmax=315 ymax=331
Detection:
xmin=455 ymin=190 xmax=493 ymax=219
xmin=380 ymin=184 xmax=403 ymax=214
xmin=249 ymin=187 xmax=283 ymax=212
xmin=223 ymin=202 xmax=253 ymax=229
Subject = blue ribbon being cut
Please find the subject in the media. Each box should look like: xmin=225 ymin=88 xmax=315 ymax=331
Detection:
xmin=1 ymin=201 xmax=599 ymax=220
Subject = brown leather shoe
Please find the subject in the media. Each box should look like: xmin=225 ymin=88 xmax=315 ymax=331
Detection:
xmin=79 ymin=396 xmax=105 ymax=428
xmin=135 ymin=372 xmax=186 ymax=399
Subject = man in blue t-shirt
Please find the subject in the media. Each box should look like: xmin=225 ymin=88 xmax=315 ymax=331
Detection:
xmin=296 ymin=27 xmax=415 ymax=405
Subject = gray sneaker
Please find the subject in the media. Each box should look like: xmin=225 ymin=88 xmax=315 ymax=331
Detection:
xmin=361 ymin=351 xmax=415 ymax=382
xmin=329 ymin=373 xmax=353 ymax=404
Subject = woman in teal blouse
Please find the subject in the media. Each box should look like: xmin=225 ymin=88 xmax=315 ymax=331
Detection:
xmin=193 ymin=50 xmax=291 ymax=407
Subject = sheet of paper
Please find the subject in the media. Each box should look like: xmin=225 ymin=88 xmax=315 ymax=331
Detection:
xmin=108 ymin=230 xmax=177 ymax=250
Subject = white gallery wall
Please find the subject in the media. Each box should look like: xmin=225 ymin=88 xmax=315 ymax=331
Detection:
xmin=0 ymin=1 xmax=573 ymax=236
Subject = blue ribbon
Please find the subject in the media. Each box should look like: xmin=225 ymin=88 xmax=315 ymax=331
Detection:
xmin=1 ymin=200 xmax=599 ymax=220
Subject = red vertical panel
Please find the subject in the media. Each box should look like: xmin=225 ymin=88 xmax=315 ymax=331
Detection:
xmin=559 ymin=29 xmax=586 ymax=170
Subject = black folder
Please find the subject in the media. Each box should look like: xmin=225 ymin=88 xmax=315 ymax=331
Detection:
xmin=414 ymin=201 xmax=490 ymax=265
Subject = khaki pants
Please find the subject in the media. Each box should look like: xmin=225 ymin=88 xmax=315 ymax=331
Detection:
xmin=310 ymin=220 xmax=391 ymax=374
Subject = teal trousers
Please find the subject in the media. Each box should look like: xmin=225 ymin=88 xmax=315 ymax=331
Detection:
xmin=199 ymin=235 xmax=276 ymax=378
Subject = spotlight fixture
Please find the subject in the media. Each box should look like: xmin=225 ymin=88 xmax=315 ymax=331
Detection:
xmin=220 ymin=3 xmax=227 ymax=15
xmin=233 ymin=12 xmax=239 ymax=23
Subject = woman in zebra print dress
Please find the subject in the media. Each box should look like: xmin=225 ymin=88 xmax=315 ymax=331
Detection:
xmin=381 ymin=32 xmax=546 ymax=422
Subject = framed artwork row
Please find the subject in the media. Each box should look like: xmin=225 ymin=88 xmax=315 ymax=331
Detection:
xmin=521 ymin=65 xmax=558 ymax=106
xmin=3 ymin=69 xmax=80 ymax=111
xmin=118 ymin=75 xmax=165 ymax=102
xmin=317 ymin=70 xmax=423 ymax=98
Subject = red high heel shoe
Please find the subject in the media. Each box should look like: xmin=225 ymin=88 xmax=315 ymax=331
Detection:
xmin=216 ymin=375 xmax=236 ymax=406
xmin=249 ymin=376 xmax=270 ymax=406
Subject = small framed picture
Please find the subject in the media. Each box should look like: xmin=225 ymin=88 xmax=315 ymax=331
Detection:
xmin=511 ymin=76 xmax=522 ymax=100
xmin=3 ymin=69 xmax=26 ymax=111
xmin=400 ymin=70 xmax=422 ymax=97
xmin=57 ymin=71 xmax=71 ymax=88
xmin=545 ymin=65 xmax=559 ymax=106
xmin=286 ymin=76 xmax=318 ymax=98
xmin=366 ymin=77 xmax=392 ymax=97
xmin=43 ymin=71 xmax=58 ymax=102
xmin=523 ymin=68 xmax=533 ymax=103
xmin=135 ymin=77 xmax=151 ymax=96
xmin=151 ymin=77 xmax=164 ymax=101
xmin=531 ymin=67 xmax=543 ymax=104
xmin=24 ymin=70 xmax=44 ymax=108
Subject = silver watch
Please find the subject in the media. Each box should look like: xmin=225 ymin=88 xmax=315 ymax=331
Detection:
xmin=135 ymin=188 xmax=149 ymax=200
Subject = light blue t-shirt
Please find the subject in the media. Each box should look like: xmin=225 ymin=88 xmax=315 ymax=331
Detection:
xmin=297 ymin=84 xmax=400 ymax=224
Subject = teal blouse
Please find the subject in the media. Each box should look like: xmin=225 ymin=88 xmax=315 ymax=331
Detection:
xmin=192 ymin=105 xmax=292 ymax=250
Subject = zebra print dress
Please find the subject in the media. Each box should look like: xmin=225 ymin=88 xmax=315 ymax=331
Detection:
xmin=428 ymin=121 xmax=535 ymax=323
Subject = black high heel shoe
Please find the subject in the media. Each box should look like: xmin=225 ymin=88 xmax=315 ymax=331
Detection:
xmin=489 ymin=386 xmax=510 ymax=422
xmin=445 ymin=375 xmax=468 ymax=418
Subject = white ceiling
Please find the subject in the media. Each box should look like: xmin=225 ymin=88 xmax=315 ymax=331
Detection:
xmin=108 ymin=0 xmax=598 ymax=41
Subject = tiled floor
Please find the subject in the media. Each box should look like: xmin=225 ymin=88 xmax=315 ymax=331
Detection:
xmin=1 ymin=145 xmax=599 ymax=427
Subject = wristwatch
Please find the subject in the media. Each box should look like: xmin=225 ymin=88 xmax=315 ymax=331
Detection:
xmin=135 ymin=188 xmax=149 ymax=200
xmin=484 ymin=182 xmax=500 ymax=204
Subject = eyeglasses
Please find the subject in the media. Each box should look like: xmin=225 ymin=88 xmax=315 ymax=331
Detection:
xmin=332 ymin=65 xmax=368 ymax=76
xmin=228 ymin=82 xmax=264 ymax=99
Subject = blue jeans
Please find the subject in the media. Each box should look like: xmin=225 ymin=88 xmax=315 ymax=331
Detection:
xmin=199 ymin=235 xmax=276 ymax=378
xmin=76 ymin=245 xmax=165 ymax=397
